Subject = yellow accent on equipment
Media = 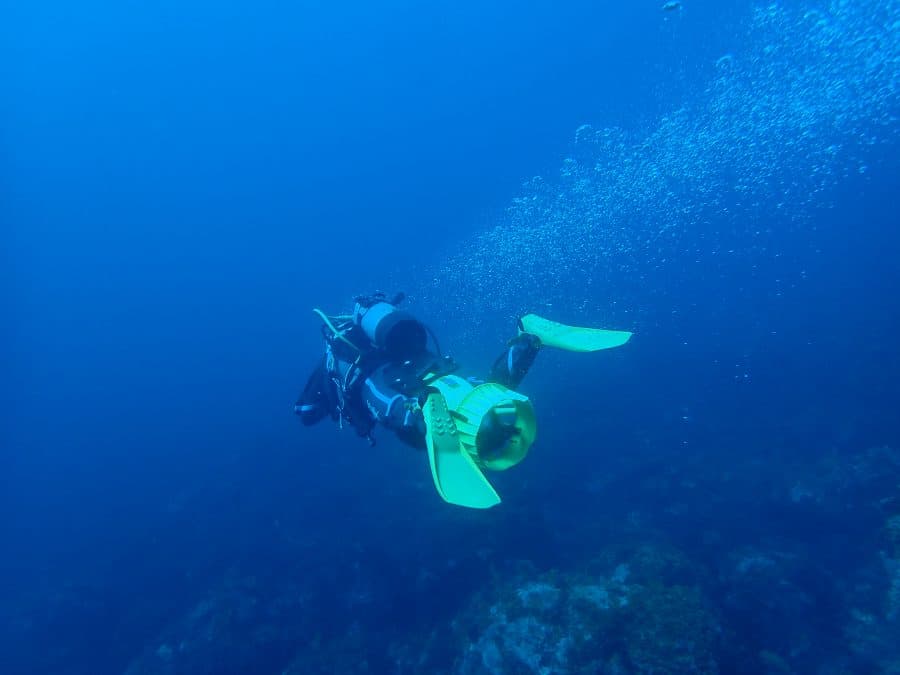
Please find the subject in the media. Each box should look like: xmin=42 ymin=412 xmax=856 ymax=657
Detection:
xmin=422 ymin=391 xmax=501 ymax=509
xmin=432 ymin=376 xmax=536 ymax=471
xmin=520 ymin=313 xmax=632 ymax=352
xmin=312 ymin=308 xmax=361 ymax=353
xmin=421 ymin=375 xmax=538 ymax=508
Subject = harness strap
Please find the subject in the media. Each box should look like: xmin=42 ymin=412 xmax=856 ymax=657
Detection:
xmin=313 ymin=308 xmax=360 ymax=354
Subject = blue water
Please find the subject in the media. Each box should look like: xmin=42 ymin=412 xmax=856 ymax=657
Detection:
xmin=3 ymin=1 xmax=899 ymax=673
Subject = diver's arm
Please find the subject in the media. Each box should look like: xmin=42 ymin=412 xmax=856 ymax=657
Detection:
xmin=294 ymin=359 xmax=332 ymax=426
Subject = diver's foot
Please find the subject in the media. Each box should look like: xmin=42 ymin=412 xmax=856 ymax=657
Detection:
xmin=510 ymin=332 xmax=542 ymax=352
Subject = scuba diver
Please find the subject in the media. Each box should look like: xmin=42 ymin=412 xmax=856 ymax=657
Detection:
xmin=295 ymin=292 xmax=632 ymax=509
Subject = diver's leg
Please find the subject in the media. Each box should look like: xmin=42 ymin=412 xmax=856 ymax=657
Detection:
xmin=488 ymin=331 xmax=541 ymax=389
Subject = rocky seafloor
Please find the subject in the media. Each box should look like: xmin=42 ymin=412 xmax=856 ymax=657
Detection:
xmin=106 ymin=444 xmax=900 ymax=675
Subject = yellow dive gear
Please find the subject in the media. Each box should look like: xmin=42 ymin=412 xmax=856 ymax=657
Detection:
xmin=421 ymin=374 xmax=536 ymax=508
xmin=419 ymin=315 xmax=631 ymax=508
xmin=422 ymin=389 xmax=501 ymax=509
xmin=520 ymin=313 xmax=632 ymax=352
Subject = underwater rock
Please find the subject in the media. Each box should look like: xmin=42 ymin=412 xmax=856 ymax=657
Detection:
xmin=446 ymin=549 xmax=719 ymax=674
xmin=117 ymin=445 xmax=900 ymax=674
xmin=887 ymin=514 xmax=900 ymax=552
xmin=734 ymin=552 xmax=777 ymax=576
xmin=788 ymin=482 xmax=816 ymax=504
xmin=844 ymin=569 xmax=900 ymax=675
xmin=123 ymin=570 xmax=310 ymax=675
xmin=281 ymin=623 xmax=376 ymax=675
xmin=515 ymin=581 xmax=562 ymax=612
xmin=619 ymin=583 xmax=720 ymax=674
xmin=756 ymin=650 xmax=794 ymax=674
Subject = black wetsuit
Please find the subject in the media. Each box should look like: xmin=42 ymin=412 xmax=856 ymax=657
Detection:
xmin=295 ymin=323 xmax=540 ymax=447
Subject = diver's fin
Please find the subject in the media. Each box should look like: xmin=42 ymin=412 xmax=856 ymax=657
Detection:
xmin=422 ymin=391 xmax=501 ymax=509
xmin=520 ymin=313 xmax=632 ymax=352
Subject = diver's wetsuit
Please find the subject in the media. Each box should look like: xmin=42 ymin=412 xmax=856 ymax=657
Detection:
xmin=295 ymin=314 xmax=541 ymax=448
xmin=489 ymin=331 xmax=541 ymax=390
xmin=296 ymin=298 xmax=633 ymax=509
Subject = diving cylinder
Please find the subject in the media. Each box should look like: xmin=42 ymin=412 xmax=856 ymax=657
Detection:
xmin=353 ymin=301 xmax=427 ymax=356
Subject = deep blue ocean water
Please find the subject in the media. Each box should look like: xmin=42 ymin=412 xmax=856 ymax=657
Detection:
xmin=3 ymin=1 xmax=899 ymax=673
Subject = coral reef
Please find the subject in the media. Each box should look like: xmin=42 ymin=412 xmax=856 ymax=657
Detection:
xmin=405 ymin=547 xmax=721 ymax=674
xmin=35 ymin=445 xmax=899 ymax=675
xmin=124 ymin=571 xmax=310 ymax=675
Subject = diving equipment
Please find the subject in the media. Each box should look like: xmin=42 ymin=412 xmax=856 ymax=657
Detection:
xmin=421 ymin=374 xmax=537 ymax=508
xmin=431 ymin=375 xmax=536 ymax=471
xmin=353 ymin=297 xmax=427 ymax=358
xmin=520 ymin=313 xmax=633 ymax=352
xmin=303 ymin=303 xmax=634 ymax=509
xmin=422 ymin=390 xmax=501 ymax=509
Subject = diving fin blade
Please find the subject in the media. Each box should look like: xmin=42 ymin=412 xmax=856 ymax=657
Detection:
xmin=520 ymin=313 xmax=632 ymax=353
xmin=423 ymin=392 xmax=501 ymax=509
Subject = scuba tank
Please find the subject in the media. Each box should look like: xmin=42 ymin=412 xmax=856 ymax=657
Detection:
xmin=311 ymin=292 xmax=455 ymax=445
xmin=352 ymin=292 xmax=428 ymax=358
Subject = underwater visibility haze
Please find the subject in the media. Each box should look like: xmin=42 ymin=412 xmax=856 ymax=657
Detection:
xmin=3 ymin=0 xmax=900 ymax=672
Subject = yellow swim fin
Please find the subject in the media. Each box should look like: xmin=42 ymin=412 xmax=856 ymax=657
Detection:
xmin=422 ymin=391 xmax=501 ymax=509
xmin=520 ymin=313 xmax=632 ymax=352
